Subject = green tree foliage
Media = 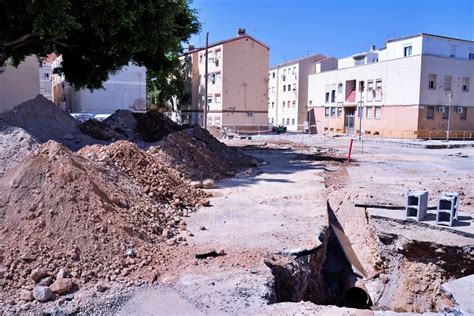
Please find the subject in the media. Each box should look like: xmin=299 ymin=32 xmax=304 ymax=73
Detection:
xmin=0 ymin=0 xmax=200 ymax=90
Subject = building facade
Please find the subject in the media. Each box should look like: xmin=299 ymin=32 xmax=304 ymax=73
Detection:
xmin=180 ymin=29 xmax=270 ymax=130
xmin=52 ymin=56 xmax=147 ymax=115
xmin=308 ymin=33 xmax=474 ymax=138
xmin=38 ymin=54 xmax=55 ymax=102
xmin=268 ymin=54 xmax=336 ymax=132
xmin=0 ymin=56 xmax=40 ymax=113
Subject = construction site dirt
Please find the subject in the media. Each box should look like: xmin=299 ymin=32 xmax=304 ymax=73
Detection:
xmin=0 ymin=98 xmax=473 ymax=315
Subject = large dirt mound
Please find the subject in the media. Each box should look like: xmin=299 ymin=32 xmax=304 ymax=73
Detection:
xmin=0 ymin=123 xmax=39 ymax=176
xmin=0 ymin=95 xmax=102 ymax=150
xmin=79 ymin=119 xmax=125 ymax=141
xmin=0 ymin=141 xmax=199 ymax=303
xmin=134 ymin=111 xmax=184 ymax=142
xmin=79 ymin=140 xmax=208 ymax=208
xmin=102 ymin=110 xmax=137 ymax=140
xmin=147 ymin=126 xmax=257 ymax=180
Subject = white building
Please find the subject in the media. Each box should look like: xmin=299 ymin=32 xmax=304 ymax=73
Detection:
xmin=268 ymin=54 xmax=336 ymax=132
xmin=39 ymin=54 xmax=55 ymax=101
xmin=52 ymin=56 xmax=147 ymax=115
xmin=308 ymin=33 xmax=474 ymax=137
xmin=0 ymin=56 xmax=40 ymax=113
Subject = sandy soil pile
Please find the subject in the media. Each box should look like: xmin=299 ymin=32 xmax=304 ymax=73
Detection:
xmin=0 ymin=141 xmax=204 ymax=304
xmin=79 ymin=140 xmax=209 ymax=208
xmin=0 ymin=95 xmax=100 ymax=150
xmin=148 ymin=127 xmax=258 ymax=180
xmin=79 ymin=119 xmax=125 ymax=141
xmin=0 ymin=123 xmax=39 ymax=176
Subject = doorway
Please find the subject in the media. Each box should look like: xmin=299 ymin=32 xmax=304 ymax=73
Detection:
xmin=345 ymin=107 xmax=356 ymax=135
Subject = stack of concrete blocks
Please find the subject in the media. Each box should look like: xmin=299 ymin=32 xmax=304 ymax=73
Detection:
xmin=405 ymin=190 xmax=428 ymax=222
xmin=436 ymin=192 xmax=460 ymax=227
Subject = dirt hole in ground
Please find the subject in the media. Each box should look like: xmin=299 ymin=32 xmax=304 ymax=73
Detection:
xmin=265 ymin=219 xmax=473 ymax=313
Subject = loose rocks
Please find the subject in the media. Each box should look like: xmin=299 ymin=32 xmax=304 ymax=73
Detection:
xmin=32 ymin=286 xmax=53 ymax=302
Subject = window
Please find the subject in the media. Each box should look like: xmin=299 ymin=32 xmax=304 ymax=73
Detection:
xmin=287 ymin=84 xmax=291 ymax=91
xmin=215 ymin=94 xmax=221 ymax=103
xmin=331 ymin=90 xmax=336 ymax=103
xmin=404 ymin=45 xmax=412 ymax=57
xmin=450 ymin=45 xmax=456 ymax=58
xmin=428 ymin=74 xmax=437 ymax=90
xmin=43 ymin=73 xmax=49 ymax=78
xmin=462 ymin=77 xmax=470 ymax=92
xmin=460 ymin=107 xmax=467 ymax=120
xmin=325 ymin=107 xmax=330 ymax=117
xmin=207 ymin=96 xmax=212 ymax=104
xmin=291 ymin=118 xmax=295 ymax=125
xmin=216 ymin=49 xmax=221 ymax=60
xmin=367 ymin=80 xmax=374 ymax=101
xmin=338 ymin=83 xmax=343 ymax=95
xmin=337 ymin=107 xmax=342 ymax=118
xmin=359 ymin=81 xmax=365 ymax=92
xmin=199 ymin=54 xmax=203 ymax=64
xmin=292 ymin=84 xmax=296 ymax=91
xmin=282 ymin=118 xmax=285 ymax=125
xmin=272 ymin=102 xmax=274 ymax=108
xmin=282 ymin=101 xmax=285 ymax=108
xmin=438 ymin=106 xmax=449 ymax=120
xmin=375 ymin=79 xmax=382 ymax=101
xmin=470 ymin=53 xmax=474 ymax=60
xmin=444 ymin=75 xmax=452 ymax=91
xmin=374 ymin=106 xmax=381 ymax=119
xmin=292 ymin=67 xmax=296 ymax=75
xmin=287 ymin=101 xmax=291 ymax=108
xmin=215 ymin=72 xmax=221 ymax=83
xmin=272 ymin=72 xmax=275 ymax=79
xmin=427 ymin=106 xmax=434 ymax=119
xmin=325 ymin=92 xmax=330 ymax=103
xmin=292 ymin=100 xmax=296 ymax=107
xmin=330 ymin=106 xmax=336 ymax=117
xmin=366 ymin=106 xmax=373 ymax=119
xmin=286 ymin=118 xmax=290 ymax=125
xmin=283 ymin=85 xmax=286 ymax=92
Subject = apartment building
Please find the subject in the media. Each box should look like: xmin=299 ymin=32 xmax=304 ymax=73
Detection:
xmin=52 ymin=56 xmax=147 ymax=114
xmin=268 ymin=54 xmax=336 ymax=131
xmin=39 ymin=54 xmax=55 ymax=102
xmin=308 ymin=33 xmax=474 ymax=137
xmin=180 ymin=29 xmax=270 ymax=130
xmin=0 ymin=56 xmax=40 ymax=113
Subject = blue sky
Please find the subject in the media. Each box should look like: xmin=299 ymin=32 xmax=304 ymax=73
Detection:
xmin=188 ymin=0 xmax=474 ymax=66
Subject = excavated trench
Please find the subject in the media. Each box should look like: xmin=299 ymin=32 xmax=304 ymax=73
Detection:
xmin=264 ymin=204 xmax=473 ymax=313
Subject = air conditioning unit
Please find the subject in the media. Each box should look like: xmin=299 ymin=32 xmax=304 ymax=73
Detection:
xmin=457 ymin=107 xmax=464 ymax=113
xmin=437 ymin=106 xmax=446 ymax=113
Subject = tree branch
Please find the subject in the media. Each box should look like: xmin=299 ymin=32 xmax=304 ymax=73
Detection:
xmin=2 ymin=33 xmax=38 ymax=48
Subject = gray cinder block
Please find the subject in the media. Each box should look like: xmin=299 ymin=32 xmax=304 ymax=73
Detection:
xmin=406 ymin=190 xmax=428 ymax=222
xmin=437 ymin=193 xmax=458 ymax=227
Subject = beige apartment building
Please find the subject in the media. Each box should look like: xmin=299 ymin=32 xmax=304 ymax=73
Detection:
xmin=308 ymin=33 xmax=474 ymax=139
xmin=180 ymin=29 xmax=269 ymax=130
xmin=268 ymin=54 xmax=336 ymax=132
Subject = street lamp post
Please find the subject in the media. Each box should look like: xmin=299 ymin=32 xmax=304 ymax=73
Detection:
xmin=446 ymin=91 xmax=453 ymax=141
xmin=357 ymin=101 xmax=364 ymax=140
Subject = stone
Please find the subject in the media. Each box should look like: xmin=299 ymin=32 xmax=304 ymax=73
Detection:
xmin=125 ymin=248 xmax=136 ymax=257
xmin=95 ymin=282 xmax=109 ymax=292
xmin=49 ymin=278 xmax=73 ymax=294
xmin=202 ymin=179 xmax=215 ymax=189
xmin=18 ymin=289 xmax=34 ymax=302
xmin=20 ymin=253 xmax=36 ymax=262
xmin=32 ymin=286 xmax=53 ymax=302
xmin=56 ymin=268 xmax=68 ymax=279
xmin=30 ymin=268 xmax=48 ymax=283
xmin=201 ymin=199 xmax=211 ymax=207
xmin=38 ymin=276 xmax=53 ymax=286
xmin=190 ymin=181 xmax=202 ymax=188
xmin=63 ymin=294 xmax=74 ymax=301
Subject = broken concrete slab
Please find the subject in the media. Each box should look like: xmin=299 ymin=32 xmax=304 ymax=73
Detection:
xmin=442 ymin=274 xmax=474 ymax=315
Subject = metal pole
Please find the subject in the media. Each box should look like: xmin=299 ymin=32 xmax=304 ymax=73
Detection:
xmin=446 ymin=92 xmax=452 ymax=141
xmin=358 ymin=102 xmax=363 ymax=141
xmin=204 ymin=32 xmax=209 ymax=129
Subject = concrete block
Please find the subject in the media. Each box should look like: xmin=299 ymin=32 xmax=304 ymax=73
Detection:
xmin=405 ymin=190 xmax=428 ymax=222
xmin=436 ymin=194 xmax=456 ymax=227
xmin=441 ymin=192 xmax=459 ymax=220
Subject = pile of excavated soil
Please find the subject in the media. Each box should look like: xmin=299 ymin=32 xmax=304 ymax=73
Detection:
xmin=0 ymin=95 xmax=101 ymax=150
xmin=0 ymin=123 xmax=39 ymax=176
xmin=207 ymin=126 xmax=226 ymax=139
xmin=98 ymin=110 xmax=184 ymax=142
xmin=147 ymin=127 xmax=258 ymax=181
xmin=79 ymin=119 xmax=125 ymax=141
xmin=0 ymin=141 xmax=203 ymax=305
xmin=79 ymin=141 xmax=209 ymax=208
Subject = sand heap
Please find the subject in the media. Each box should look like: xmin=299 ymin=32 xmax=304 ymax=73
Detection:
xmin=0 ymin=95 xmax=101 ymax=150
xmin=79 ymin=140 xmax=209 ymax=208
xmin=147 ymin=127 xmax=257 ymax=181
xmin=0 ymin=123 xmax=39 ymax=176
xmin=0 ymin=141 xmax=204 ymax=303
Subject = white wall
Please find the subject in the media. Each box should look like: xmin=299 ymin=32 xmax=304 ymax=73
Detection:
xmin=308 ymin=55 xmax=423 ymax=107
xmin=422 ymin=35 xmax=474 ymax=60
xmin=420 ymin=55 xmax=474 ymax=106
xmin=72 ymin=64 xmax=146 ymax=114
xmin=0 ymin=56 xmax=40 ymax=113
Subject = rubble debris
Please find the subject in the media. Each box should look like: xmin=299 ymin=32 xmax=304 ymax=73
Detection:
xmin=148 ymin=126 xmax=257 ymax=180
xmin=0 ymin=123 xmax=39 ymax=176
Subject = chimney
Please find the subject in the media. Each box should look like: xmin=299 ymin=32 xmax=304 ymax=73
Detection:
xmin=370 ymin=45 xmax=376 ymax=51
xmin=188 ymin=45 xmax=195 ymax=51
xmin=237 ymin=28 xmax=246 ymax=37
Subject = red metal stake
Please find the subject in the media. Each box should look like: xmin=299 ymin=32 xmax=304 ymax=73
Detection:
xmin=347 ymin=138 xmax=353 ymax=163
